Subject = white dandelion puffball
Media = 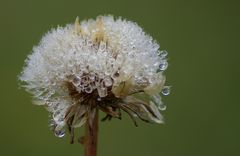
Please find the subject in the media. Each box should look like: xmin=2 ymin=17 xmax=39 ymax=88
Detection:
xmin=19 ymin=15 xmax=170 ymax=139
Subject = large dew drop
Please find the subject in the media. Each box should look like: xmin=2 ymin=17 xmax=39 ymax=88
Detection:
xmin=158 ymin=104 xmax=167 ymax=111
xmin=158 ymin=50 xmax=168 ymax=59
xmin=72 ymin=76 xmax=81 ymax=87
xmin=54 ymin=129 xmax=66 ymax=138
xmin=161 ymin=86 xmax=171 ymax=96
xmin=104 ymin=77 xmax=113 ymax=87
xmin=97 ymin=87 xmax=107 ymax=97
xmin=159 ymin=61 xmax=168 ymax=71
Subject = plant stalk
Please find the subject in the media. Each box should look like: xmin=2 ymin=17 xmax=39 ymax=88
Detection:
xmin=84 ymin=108 xmax=98 ymax=156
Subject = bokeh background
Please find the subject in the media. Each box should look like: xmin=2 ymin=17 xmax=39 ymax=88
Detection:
xmin=0 ymin=0 xmax=239 ymax=155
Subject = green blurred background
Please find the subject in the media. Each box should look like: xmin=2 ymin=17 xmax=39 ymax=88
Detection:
xmin=0 ymin=0 xmax=239 ymax=155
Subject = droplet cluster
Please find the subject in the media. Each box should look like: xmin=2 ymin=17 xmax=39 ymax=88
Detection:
xmin=19 ymin=15 xmax=170 ymax=137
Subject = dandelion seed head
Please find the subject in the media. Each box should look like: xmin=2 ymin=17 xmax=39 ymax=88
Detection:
xmin=19 ymin=15 xmax=169 ymax=139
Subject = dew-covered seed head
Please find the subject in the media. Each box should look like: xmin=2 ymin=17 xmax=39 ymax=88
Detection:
xmin=19 ymin=15 xmax=170 ymax=140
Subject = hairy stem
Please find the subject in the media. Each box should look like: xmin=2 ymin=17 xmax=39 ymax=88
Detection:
xmin=85 ymin=107 xmax=98 ymax=156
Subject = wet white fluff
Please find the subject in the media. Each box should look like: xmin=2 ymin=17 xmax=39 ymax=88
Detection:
xmin=19 ymin=15 xmax=169 ymax=132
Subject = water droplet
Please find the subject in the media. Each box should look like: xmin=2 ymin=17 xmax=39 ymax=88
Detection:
xmin=159 ymin=61 xmax=168 ymax=71
xmin=54 ymin=129 xmax=65 ymax=138
xmin=72 ymin=76 xmax=81 ymax=86
xmin=161 ymin=86 xmax=171 ymax=96
xmin=158 ymin=104 xmax=167 ymax=111
xmin=159 ymin=50 xmax=168 ymax=58
xmin=97 ymin=87 xmax=107 ymax=97
xmin=85 ymin=85 xmax=93 ymax=93
xmin=104 ymin=77 xmax=113 ymax=87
